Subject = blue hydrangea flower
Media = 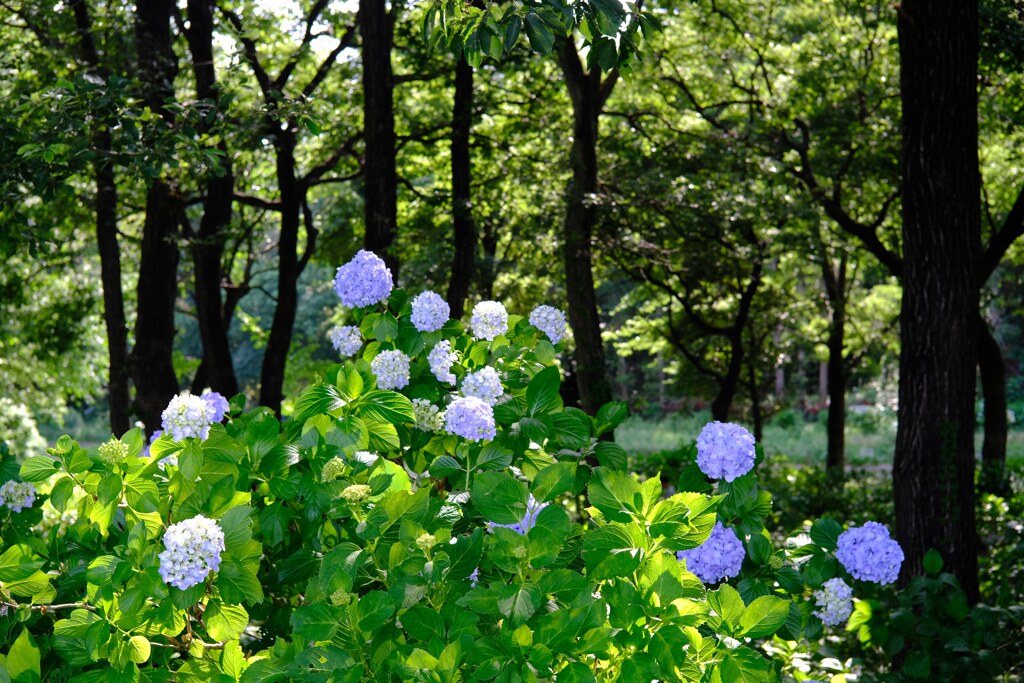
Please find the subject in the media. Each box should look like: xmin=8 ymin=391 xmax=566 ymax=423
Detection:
xmin=461 ymin=366 xmax=504 ymax=406
xmin=444 ymin=396 xmax=496 ymax=441
xmin=161 ymin=393 xmax=217 ymax=442
xmin=470 ymin=301 xmax=508 ymax=341
xmin=158 ymin=515 xmax=225 ymax=590
xmin=201 ymin=390 xmax=230 ymax=423
xmin=428 ymin=340 xmax=457 ymax=385
xmin=529 ymin=304 xmax=567 ymax=344
xmin=812 ymin=577 xmax=854 ymax=626
xmin=329 ymin=325 xmax=363 ymax=358
xmin=491 ymin=495 xmax=548 ymax=535
xmin=468 ymin=567 xmax=480 ymax=587
xmin=0 ymin=481 xmax=36 ymax=512
xmin=370 ymin=349 xmax=411 ymax=390
xmin=334 ymin=250 xmax=393 ymax=308
xmin=836 ymin=521 xmax=904 ymax=584
xmin=410 ymin=290 xmax=450 ymax=332
xmin=696 ymin=421 xmax=756 ymax=482
xmin=677 ymin=521 xmax=745 ymax=584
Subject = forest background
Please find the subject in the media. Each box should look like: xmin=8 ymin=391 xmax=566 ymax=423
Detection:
xmin=3 ymin=0 xmax=1024 ymax=607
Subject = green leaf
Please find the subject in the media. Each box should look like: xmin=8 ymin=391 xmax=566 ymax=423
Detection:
xmin=294 ymin=383 xmax=347 ymax=422
xmin=809 ymin=518 xmax=843 ymax=551
xmin=524 ymin=12 xmax=555 ymax=54
xmin=430 ymin=455 xmax=463 ymax=479
xmin=356 ymin=591 xmax=395 ymax=634
xmin=19 ymin=456 xmax=60 ymax=482
xmin=471 ymin=471 xmax=528 ymax=524
xmin=922 ymin=548 xmax=943 ymax=576
xmin=7 ymin=628 xmax=40 ymax=683
xmin=290 ymin=603 xmax=342 ymax=641
xmin=531 ymin=462 xmax=577 ymax=503
xmin=358 ymin=390 xmax=415 ymax=424
xmin=49 ymin=477 xmax=75 ymax=511
xmin=593 ymin=441 xmax=628 ymax=470
xmin=555 ymin=663 xmax=596 ymax=683
xmin=126 ymin=635 xmax=150 ymax=664
xmin=0 ymin=545 xmax=42 ymax=581
xmin=707 ymin=584 xmax=745 ymax=632
xmin=594 ymin=402 xmax=628 ymax=435
xmin=581 ymin=523 xmax=647 ymax=580
xmin=551 ymin=409 xmax=591 ymax=449
xmin=496 ymin=583 xmax=540 ymax=627
xmin=526 ymin=365 xmax=562 ymax=416
xmin=739 ymin=595 xmax=790 ymax=638
xmin=205 ymin=600 xmax=250 ymax=641
xmin=365 ymin=419 xmax=401 ymax=452
xmin=587 ymin=467 xmax=641 ymax=522
xmin=901 ymin=650 xmax=931 ymax=680
xmin=719 ymin=646 xmax=771 ymax=683
xmin=746 ymin=534 xmax=773 ymax=565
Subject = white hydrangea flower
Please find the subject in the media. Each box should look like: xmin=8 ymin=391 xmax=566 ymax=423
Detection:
xmin=158 ymin=515 xmax=225 ymax=590
xmin=428 ymin=340 xmax=457 ymax=385
xmin=161 ymin=393 xmax=217 ymax=442
xmin=370 ymin=349 xmax=411 ymax=390
xmin=529 ymin=304 xmax=567 ymax=344
xmin=470 ymin=301 xmax=508 ymax=341
xmin=410 ymin=290 xmax=450 ymax=332
xmin=812 ymin=577 xmax=854 ymax=626
xmin=329 ymin=325 xmax=363 ymax=358
xmin=412 ymin=398 xmax=445 ymax=432
xmin=461 ymin=366 xmax=504 ymax=406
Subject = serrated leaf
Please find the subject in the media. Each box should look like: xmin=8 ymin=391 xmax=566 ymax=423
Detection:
xmin=739 ymin=595 xmax=790 ymax=638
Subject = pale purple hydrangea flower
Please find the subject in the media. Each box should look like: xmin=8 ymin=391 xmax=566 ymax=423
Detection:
xmin=329 ymin=325 xmax=363 ymax=358
xmin=161 ymin=393 xmax=217 ymax=442
xmin=334 ymin=250 xmax=393 ymax=308
xmin=444 ymin=396 xmax=496 ymax=441
xmin=428 ymin=340 xmax=457 ymax=384
xmin=468 ymin=567 xmax=480 ymax=587
xmin=410 ymin=290 xmax=450 ymax=332
xmin=529 ymin=305 xmax=567 ymax=344
xmin=696 ymin=421 xmax=756 ymax=482
xmin=461 ymin=366 xmax=504 ymax=406
xmin=677 ymin=521 xmax=745 ymax=584
xmin=491 ymin=495 xmax=548 ymax=535
xmin=370 ymin=349 xmax=411 ymax=390
xmin=836 ymin=521 xmax=904 ymax=585
xmin=470 ymin=301 xmax=508 ymax=341
xmin=812 ymin=577 xmax=854 ymax=626
xmin=0 ymin=481 xmax=36 ymax=512
xmin=200 ymin=390 xmax=230 ymax=423
xmin=158 ymin=515 xmax=225 ymax=590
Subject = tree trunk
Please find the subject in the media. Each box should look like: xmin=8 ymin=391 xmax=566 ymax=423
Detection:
xmin=447 ymin=55 xmax=476 ymax=319
xmin=130 ymin=0 xmax=181 ymax=433
xmin=186 ymin=0 xmax=237 ymax=397
xmin=747 ymin=349 xmax=763 ymax=441
xmin=710 ymin=340 xmax=743 ymax=422
xmin=479 ymin=221 xmax=498 ymax=299
xmin=824 ymin=254 xmax=848 ymax=478
xmin=70 ymin=0 xmax=130 ymax=434
xmin=359 ymin=0 xmax=399 ymax=277
xmin=259 ymin=131 xmax=300 ymax=415
xmin=558 ymin=42 xmax=612 ymax=415
xmin=895 ymin=0 xmax=980 ymax=602
xmin=978 ymin=315 xmax=1008 ymax=492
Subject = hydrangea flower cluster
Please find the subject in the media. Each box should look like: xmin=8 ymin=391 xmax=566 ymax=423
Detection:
xmin=329 ymin=325 xmax=363 ymax=358
xmin=677 ymin=521 xmax=745 ymax=584
xmin=428 ymin=340 xmax=458 ymax=384
xmin=412 ymin=399 xmax=444 ymax=432
xmin=161 ymin=393 xmax=217 ymax=442
xmin=492 ymin=495 xmax=548 ymax=535
xmin=461 ymin=366 xmax=504 ymax=406
xmin=158 ymin=515 xmax=225 ymax=590
xmin=370 ymin=350 xmax=411 ymax=390
xmin=410 ymin=290 xmax=449 ymax=332
xmin=470 ymin=301 xmax=508 ymax=341
xmin=96 ymin=438 xmax=130 ymax=465
xmin=529 ymin=305 xmax=567 ymax=344
xmin=0 ymin=481 xmax=36 ymax=512
xmin=201 ymin=390 xmax=230 ymax=423
xmin=836 ymin=521 xmax=904 ymax=584
xmin=341 ymin=484 xmax=372 ymax=504
xmin=695 ymin=421 xmax=756 ymax=482
xmin=322 ymin=457 xmax=346 ymax=481
xmin=444 ymin=396 xmax=496 ymax=442
xmin=812 ymin=577 xmax=854 ymax=626
xmin=334 ymin=250 xmax=393 ymax=308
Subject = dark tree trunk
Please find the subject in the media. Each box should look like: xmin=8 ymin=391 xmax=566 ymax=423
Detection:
xmin=70 ymin=0 xmax=130 ymax=434
xmin=447 ymin=56 xmax=476 ymax=319
xmin=479 ymin=221 xmax=498 ymax=300
xmin=747 ymin=349 xmax=763 ymax=441
xmin=558 ymin=42 xmax=613 ymax=415
xmin=186 ymin=0 xmax=237 ymax=396
xmin=359 ymin=0 xmax=399 ymax=277
xmin=711 ymin=340 xmax=744 ymax=423
xmin=259 ymin=131 xmax=301 ymax=415
xmin=823 ymin=254 xmax=848 ymax=478
xmin=896 ymin=0 xmax=980 ymax=602
xmin=978 ymin=316 xmax=1008 ymax=492
xmin=130 ymin=0 xmax=182 ymax=433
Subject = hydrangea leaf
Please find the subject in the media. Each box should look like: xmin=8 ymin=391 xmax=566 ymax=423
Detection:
xmin=531 ymin=462 xmax=577 ymax=503
xmin=739 ymin=595 xmax=790 ymax=638
xmin=587 ymin=467 xmax=642 ymax=522
xmin=470 ymin=471 xmax=528 ymax=525
xmin=707 ymin=584 xmax=745 ymax=633
xmin=581 ymin=523 xmax=647 ymax=581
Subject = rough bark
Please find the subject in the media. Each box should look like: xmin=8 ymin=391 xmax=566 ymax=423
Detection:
xmin=129 ymin=0 xmax=182 ymax=433
xmin=70 ymin=0 xmax=130 ymax=434
xmin=186 ymin=0 xmax=238 ymax=397
xmin=558 ymin=42 xmax=613 ymax=415
xmin=978 ymin=315 xmax=1008 ymax=492
xmin=895 ymin=0 xmax=980 ymax=602
xmin=360 ymin=0 xmax=399 ymax=277
xmin=823 ymin=254 xmax=848 ymax=478
xmin=447 ymin=56 xmax=476 ymax=319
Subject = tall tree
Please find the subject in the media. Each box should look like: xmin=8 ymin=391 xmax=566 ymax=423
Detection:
xmin=447 ymin=53 xmax=476 ymax=319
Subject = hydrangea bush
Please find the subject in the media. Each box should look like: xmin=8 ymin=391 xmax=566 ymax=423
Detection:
xmin=0 ymin=251 xmax=906 ymax=682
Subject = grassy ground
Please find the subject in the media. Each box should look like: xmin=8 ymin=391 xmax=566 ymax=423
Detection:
xmin=616 ymin=410 xmax=1024 ymax=465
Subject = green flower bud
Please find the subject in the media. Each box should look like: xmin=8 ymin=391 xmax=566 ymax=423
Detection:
xmin=415 ymin=532 xmax=436 ymax=551
xmin=97 ymin=438 xmax=129 ymax=465
xmin=341 ymin=484 xmax=372 ymax=504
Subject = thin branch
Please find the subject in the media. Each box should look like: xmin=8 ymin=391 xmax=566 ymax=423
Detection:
xmin=981 ymin=182 xmax=1024 ymax=281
